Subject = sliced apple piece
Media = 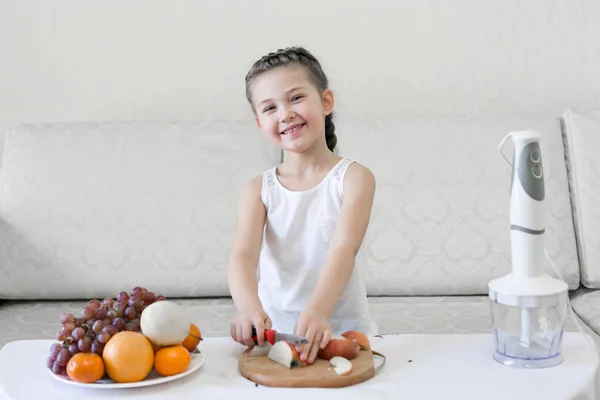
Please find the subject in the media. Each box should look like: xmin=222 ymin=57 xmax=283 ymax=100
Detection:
xmin=317 ymin=336 xmax=361 ymax=360
xmin=329 ymin=356 xmax=353 ymax=376
xmin=341 ymin=330 xmax=371 ymax=350
xmin=267 ymin=341 xmax=307 ymax=368
xmin=248 ymin=342 xmax=272 ymax=357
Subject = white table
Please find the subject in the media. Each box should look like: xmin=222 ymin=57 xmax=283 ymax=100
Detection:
xmin=0 ymin=333 xmax=598 ymax=400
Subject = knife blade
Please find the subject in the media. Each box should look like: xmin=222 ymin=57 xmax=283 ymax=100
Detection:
xmin=273 ymin=332 xmax=310 ymax=345
xmin=251 ymin=327 xmax=309 ymax=345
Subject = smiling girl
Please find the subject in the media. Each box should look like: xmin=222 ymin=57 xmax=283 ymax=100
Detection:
xmin=227 ymin=47 xmax=378 ymax=365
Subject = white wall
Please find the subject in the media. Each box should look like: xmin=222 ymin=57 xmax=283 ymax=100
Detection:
xmin=2 ymin=0 xmax=600 ymax=170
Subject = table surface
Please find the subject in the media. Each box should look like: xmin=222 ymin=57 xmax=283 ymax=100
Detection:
xmin=0 ymin=333 xmax=598 ymax=400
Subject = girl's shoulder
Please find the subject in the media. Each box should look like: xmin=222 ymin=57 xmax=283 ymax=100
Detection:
xmin=237 ymin=173 xmax=264 ymax=203
xmin=335 ymin=158 xmax=376 ymax=198
xmin=240 ymin=165 xmax=278 ymax=195
xmin=344 ymin=161 xmax=375 ymax=185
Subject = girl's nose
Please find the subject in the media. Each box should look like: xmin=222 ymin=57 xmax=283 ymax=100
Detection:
xmin=279 ymin=109 xmax=295 ymax=123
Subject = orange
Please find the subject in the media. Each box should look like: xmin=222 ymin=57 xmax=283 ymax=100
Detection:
xmin=154 ymin=345 xmax=191 ymax=376
xmin=181 ymin=323 xmax=202 ymax=352
xmin=66 ymin=353 xmax=105 ymax=383
xmin=102 ymin=331 xmax=154 ymax=383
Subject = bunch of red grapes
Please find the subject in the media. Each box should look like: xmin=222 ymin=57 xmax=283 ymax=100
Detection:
xmin=46 ymin=286 xmax=166 ymax=376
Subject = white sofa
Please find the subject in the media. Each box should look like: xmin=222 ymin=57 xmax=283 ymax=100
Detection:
xmin=0 ymin=111 xmax=599 ymax=350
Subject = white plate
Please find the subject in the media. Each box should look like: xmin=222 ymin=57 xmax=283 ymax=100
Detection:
xmin=49 ymin=351 xmax=204 ymax=389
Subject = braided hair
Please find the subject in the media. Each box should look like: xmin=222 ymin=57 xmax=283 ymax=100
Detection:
xmin=245 ymin=47 xmax=337 ymax=153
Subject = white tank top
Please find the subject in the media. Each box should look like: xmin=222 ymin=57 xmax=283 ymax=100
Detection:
xmin=257 ymin=157 xmax=378 ymax=337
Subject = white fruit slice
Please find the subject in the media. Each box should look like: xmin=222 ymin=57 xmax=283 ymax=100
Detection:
xmin=329 ymin=356 xmax=353 ymax=376
xmin=267 ymin=341 xmax=302 ymax=368
xmin=249 ymin=342 xmax=272 ymax=357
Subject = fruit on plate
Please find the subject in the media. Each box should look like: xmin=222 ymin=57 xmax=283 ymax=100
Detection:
xmin=154 ymin=345 xmax=192 ymax=376
xmin=181 ymin=322 xmax=203 ymax=352
xmin=140 ymin=300 xmax=191 ymax=347
xmin=102 ymin=331 xmax=154 ymax=383
xmin=267 ymin=341 xmax=307 ymax=368
xmin=329 ymin=356 xmax=353 ymax=376
xmin=46 ymin=286 xmax=166 ymax=378
xmin=317 ymin=336 xmax=360 ymax=361
xmin=341 ymin=330 xmax=371 ymax=350
xmin=66 ymin=353 xmax=105 ymax=383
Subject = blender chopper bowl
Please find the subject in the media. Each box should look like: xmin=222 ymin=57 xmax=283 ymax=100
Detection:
xmin=489 ymin=280 xmax=568 ymax=368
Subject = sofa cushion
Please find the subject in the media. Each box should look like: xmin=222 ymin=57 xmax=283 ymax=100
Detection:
xmin=0 ymin=295 xmax=592 ymax=351
xmin=0 ymin=296 xmax=494 ymax=350
xmin=561 ymin=109 xmax=600 ymax=288
xmin=0 ymin=298 xmax=236 ymax=351
xmin=0 ymin=121 xmax=280 ymax=300
xmin=335 ymin=114 xmax=579 ymax=296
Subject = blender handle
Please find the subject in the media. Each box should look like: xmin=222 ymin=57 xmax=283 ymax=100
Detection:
xmin=498 ymin=132 xmax=513 ymax=168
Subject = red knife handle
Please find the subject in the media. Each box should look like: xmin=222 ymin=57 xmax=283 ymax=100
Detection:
xmin=251 ymin=326 xmax=276 ymax=345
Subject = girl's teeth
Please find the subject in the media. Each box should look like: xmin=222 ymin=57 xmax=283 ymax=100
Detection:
xmin=285 ymin=125 xmax=302 ymax=134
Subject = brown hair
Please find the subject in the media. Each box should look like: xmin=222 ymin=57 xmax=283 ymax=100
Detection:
xmin=245 ymin=46 xmax=337 ymax=152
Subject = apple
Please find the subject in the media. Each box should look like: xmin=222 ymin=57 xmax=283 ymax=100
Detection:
xmin=317 ymin=336 xmax=360 ymax=360
xmin=248 ymin=342 xmax=272 ymax=357
xmin=267 ymin=341 xmax=307 ymax=368
xmin=341 ymin=330 xmax=371 ymax=350
xmin=329 ymin=356 xmax=353 ymax=376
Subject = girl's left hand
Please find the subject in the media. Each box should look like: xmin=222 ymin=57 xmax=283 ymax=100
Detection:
xmin=294 ymin=307 xmax=332 ymax=364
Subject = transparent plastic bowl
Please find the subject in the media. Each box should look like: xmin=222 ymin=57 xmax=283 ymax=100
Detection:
xmin=489 ymin=299 xmax=567 ymax=368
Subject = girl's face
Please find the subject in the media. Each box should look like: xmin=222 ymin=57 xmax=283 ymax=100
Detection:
xmin=250 ymin=65 xmax=334 ymax=153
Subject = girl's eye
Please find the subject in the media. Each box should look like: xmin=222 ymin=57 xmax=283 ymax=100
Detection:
xmin=291 ymin=95 xmax=304 ymax=102
xmin=263 ymin=106 xmax=275 ymax=113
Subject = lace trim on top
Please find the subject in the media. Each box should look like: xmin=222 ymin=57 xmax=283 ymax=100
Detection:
xmin=265 ymin=158 xmax=353 ymax=192
xmin=332 ymin=158 xmax=353 ymax=181
xmin=266 ymin=168 xmax=275 ymax=187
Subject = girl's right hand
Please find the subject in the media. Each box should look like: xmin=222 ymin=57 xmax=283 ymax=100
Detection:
xmin=230 ymin=308 xmax=272 ymax=347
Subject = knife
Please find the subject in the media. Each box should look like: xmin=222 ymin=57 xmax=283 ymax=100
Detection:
xmin=251 ymin=326 xmax=309 ymax=345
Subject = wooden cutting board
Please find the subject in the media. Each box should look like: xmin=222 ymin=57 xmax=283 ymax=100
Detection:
xmin=238 ymin=347 xmax=379 ymax=388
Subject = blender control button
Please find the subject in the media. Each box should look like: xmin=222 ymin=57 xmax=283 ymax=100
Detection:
xmin=531 ymin=149 xmax=541 ymax=162
xmin=533 ymin=164 xmax=543 ymax=178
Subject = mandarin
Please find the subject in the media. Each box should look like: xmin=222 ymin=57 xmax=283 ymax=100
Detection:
xmin=154 ymin=345 xmax=191 ymax=376
xmin=66 ymin=353 xmax=105 ymax=383
xmin=181 ymin=323 xmax=202 ymax=352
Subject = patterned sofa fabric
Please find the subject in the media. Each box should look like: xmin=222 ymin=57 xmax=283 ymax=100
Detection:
xmin=0 ymin=121 xmax=280 ymax=300
xmin=0 ymin=116 xmax=581 ymax=303
xmin=336 ymin=115 xmax=579 ymax=295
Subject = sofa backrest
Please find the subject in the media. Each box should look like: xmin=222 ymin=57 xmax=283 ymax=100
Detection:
xmin=336 ymin=114 xmax=580 ymax=295
xmin=0 ymin=121 xmax=280 ymax=300
xmin=0 ymin=115 xmax=580 ymax=300
xmin=561 ymin=109 xmax=600 ymax=289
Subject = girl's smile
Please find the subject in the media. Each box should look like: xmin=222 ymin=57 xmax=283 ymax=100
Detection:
xmin=280 ymin=123 xmax=306 ymax=137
